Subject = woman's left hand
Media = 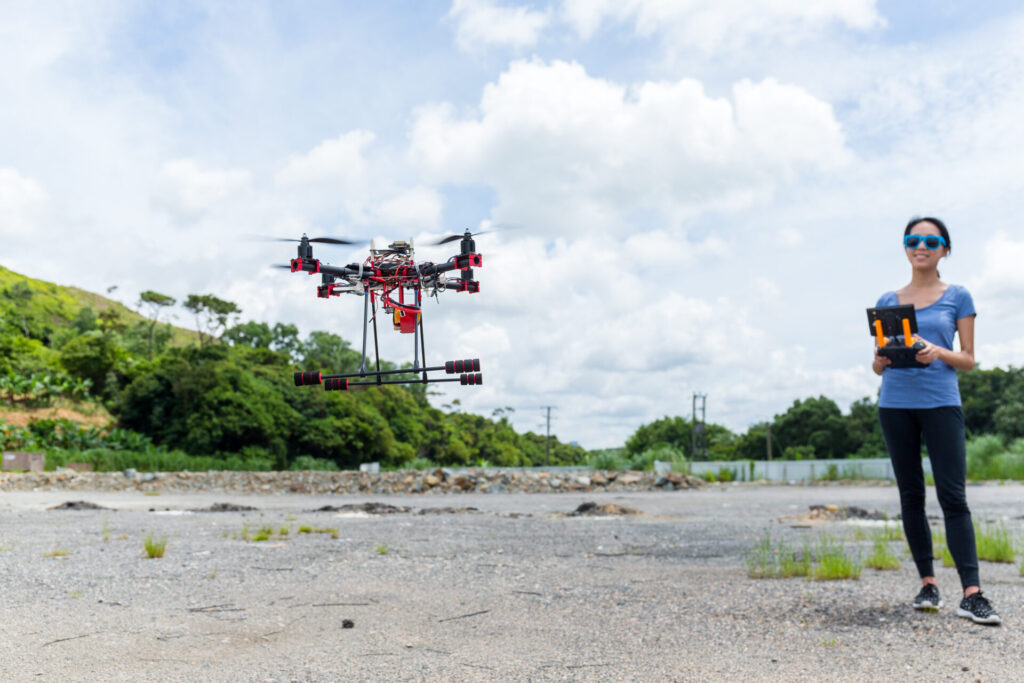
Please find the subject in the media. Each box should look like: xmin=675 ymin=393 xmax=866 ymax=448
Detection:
xmin=914 ymin=337 xmax=944 ymax=365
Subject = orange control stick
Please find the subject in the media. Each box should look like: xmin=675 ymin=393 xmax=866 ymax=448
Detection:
xmin=902 ymin=318 xmax=913 ymax=346
xmin=874 ymin=319 xmax=886 ymax=348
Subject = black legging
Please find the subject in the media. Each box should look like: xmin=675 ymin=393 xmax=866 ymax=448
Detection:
xmin=878 ymin=406 xmax=979 ymax=590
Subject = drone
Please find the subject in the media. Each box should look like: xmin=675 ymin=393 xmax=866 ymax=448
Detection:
xmin=278 ymin=230 xmax=485 ymax=391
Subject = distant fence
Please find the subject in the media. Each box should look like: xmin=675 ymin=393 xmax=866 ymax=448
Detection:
xmin=686 ymin=457 xmax=928 ymax=482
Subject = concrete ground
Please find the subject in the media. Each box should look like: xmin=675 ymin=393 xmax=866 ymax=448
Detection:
xmin=1 ymin=483 xmax=1022 ymax=681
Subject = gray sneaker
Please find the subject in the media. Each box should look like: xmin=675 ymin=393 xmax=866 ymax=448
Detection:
xmin=913 ymin=584 xmax=942 ymax=610
xmin=957 ymin=591 xmax=1001 ymax=625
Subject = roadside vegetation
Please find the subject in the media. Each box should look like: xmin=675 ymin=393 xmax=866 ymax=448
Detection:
xmin=3 ymin=264 xmax=1024 ymax=477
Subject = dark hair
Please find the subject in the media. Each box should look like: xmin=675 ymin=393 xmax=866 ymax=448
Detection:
xmin=904 ymin=216 xmax=951 ymax=255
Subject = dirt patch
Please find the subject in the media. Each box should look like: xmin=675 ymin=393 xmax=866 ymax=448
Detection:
xmin=790 ymin=504 xmax=888 ymax=523
xmin=47 ymin=500 xmax=110 ymax=511
xmin=190 ymin=502 xmax=259 ymax=513
xmin=418 ymin=506 xmax=481 ymax=515
xmin=0 ymin=404 xmax=111 ymax=428
xmin=566 ymin=501 xmax=643 ymax=517
xmin=311 ymin=502 xmax=412 ymax=514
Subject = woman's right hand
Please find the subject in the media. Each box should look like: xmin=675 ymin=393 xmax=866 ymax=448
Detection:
xmin=873 ymin=347 xmax=891 ymax=375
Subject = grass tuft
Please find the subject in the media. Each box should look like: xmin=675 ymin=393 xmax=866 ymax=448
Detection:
xmin=376 ymin=544 xmax=389 ymax=555
xmin=865 ymin=534 xmax=900 ymax=570
xmin=745 ymin=530 xmax=809 ymax=579
xmin=298 ymin=525 xmax=313 ymax=534
xmin=812 ymin=533 xmax=861 ymax=581
xmin=43 ymin=548 xmax=70 ymax=558
xmin=251 ymin=526 xmax=274 ymax=542
xmin=975 ymin=521 xmax=1015 ymax=563
xmin=143 ymin=534 xmax=167 ymax=558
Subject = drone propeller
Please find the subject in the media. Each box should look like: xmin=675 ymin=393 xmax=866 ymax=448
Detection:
xmin=430 ymin=230 xmax=494 ymax=246
xmin=273 ymin=236 xmax=364 ymax=246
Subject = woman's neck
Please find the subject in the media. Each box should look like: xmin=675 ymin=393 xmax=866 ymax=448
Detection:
xmin=908 ymin=268 xmax=942 ymax=289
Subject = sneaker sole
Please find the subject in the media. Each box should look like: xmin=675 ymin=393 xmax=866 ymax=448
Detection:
xmin=913 ymin=600 xmax=942 ymax=610
xmin=957 ymin=608 xmax=1002 ymax=625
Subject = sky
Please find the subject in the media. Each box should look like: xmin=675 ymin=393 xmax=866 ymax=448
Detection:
xmin=2 ymin=0 xmax=1024 ymax=449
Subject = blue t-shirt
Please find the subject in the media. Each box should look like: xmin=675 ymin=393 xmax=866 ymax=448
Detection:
xmin=877 ymin=284 xmax=976 ymax=409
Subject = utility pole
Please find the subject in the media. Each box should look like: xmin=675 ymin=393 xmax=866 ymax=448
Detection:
xmin=691 ymin=393 xmax=707 ymax=461
xmin=541 ymin=406 xmax=555 ymax=466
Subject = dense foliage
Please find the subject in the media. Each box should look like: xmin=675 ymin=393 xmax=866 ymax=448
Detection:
xmin=2 ymin=265 xmax=1021 ymax=477
xmin=0 ymin=265 xmax=583 ymax=469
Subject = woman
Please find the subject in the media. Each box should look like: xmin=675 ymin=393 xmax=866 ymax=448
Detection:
xmin=873 ymin=217 xmax=1000 ymax=625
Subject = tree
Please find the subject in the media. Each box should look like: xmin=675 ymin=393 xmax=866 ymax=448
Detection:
xmin=59 ymin=331 xmax=120 ymax=396
xmin=300 ymin=331 xmax=362 ymax=374
xmin=183 ymin=294 xmax=240 ymax=346
xmin=224 ymin=321 xmax=274 ymax=349
xmin=138 ymin=290 xmax=176 ymax=360
xmin=771 ymin=396 xmax=851 ymax=459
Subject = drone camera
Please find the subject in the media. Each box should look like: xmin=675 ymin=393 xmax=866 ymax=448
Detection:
xmin=459 ymin=372 xmax=483 ymax=386
xmin=294 ymin=371 xmax=322 ymax=387
xmin=324 ymin=378 xmax=349 ymax=391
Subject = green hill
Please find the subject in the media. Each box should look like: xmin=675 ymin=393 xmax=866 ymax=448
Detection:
xmin=0 ymin=264 xmax=586 ymax=471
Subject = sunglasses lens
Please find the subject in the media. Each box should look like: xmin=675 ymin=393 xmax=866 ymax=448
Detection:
xmin=905 ymin=236 xmax=921 ymax=248
xmin=924 ymin=236 xmax=941 ymax=248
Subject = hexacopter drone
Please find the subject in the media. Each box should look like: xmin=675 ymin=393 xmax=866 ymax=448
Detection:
xmin=278 ymin=230 xmax=484 ymax=392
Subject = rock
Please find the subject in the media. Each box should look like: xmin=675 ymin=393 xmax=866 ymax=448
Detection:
xmin=617 ymin=473 xmax=641 ymax=485
xmin=424 ymin=474 xmax=441 ymax=487
xmin=48 ymin=500 xmax=109 ymax=511
xmin=574 ymin=476 xmax=591 ymax=487
xmin=123 ymin=468 xmax=137 ymax=479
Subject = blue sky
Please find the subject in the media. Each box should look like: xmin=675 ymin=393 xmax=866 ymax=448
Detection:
xmin=3 ymin=1 xmax=1024 ymax=448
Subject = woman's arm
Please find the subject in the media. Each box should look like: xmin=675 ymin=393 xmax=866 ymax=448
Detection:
xmin=914 ymin=315 xmax=976 ymax=370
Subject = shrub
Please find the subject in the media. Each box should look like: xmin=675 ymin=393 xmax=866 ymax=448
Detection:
xmin=289 ymin=455 xmax=340 ymax=471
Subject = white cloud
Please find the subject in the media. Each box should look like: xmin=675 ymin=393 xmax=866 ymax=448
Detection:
xmin=153 ymin=159 xmax=251 ymax=222
xmin=0 ymin=168 xmax=46 ymax=237
xmin=448 ymin=0 xmax=551 ymax=52
xmin=411 ymin=59 xmax=850 ymax=238
xmin=275 ymin=130 xmax=375 ymax=191
xmin=560 ymin=0 xmax=883 ymax=51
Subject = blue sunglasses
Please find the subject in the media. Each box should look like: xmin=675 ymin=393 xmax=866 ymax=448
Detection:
xmin=904 ymin=234 xmax=947 ymax=250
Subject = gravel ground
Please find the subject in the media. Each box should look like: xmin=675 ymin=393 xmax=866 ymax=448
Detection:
xmin=1 ymin=483 xmax=1022 ymax=682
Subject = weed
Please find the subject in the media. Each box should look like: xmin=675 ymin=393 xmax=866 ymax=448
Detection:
xmin=278 ymin=526 xmax=289 ymax=536
xmin=208 ymin=570 xmax=217 ymax=579
xmin=865 ymin=535 xmax=900 ymax=570
xmin=314 ymin=527 xmax=339 ymax=539
xmin=69 ymin=590 xmax=81 ymax=599
xmin=822 ymin=637 xmax=838 ymax=647
xmin=879 ymin=523 xmax=904 ymax=542
xmin=745 ymin=530 xmax=809 ymax=579
xmin=240 ymin=525 xmax=250 ymax=541
xmin=102 ymin=521 xmax=110 ymax=542
xmin=43 ymin=549 xmax=70 ymax=558
xmin=285 ymin=515 xmax=297 ymax=522
xmin=975 ymin=521 xmax=1015 ymax=563
xmin=939 ymin=544 xmax=955 ymax=568
xmin=298 ymin=525 xmax=313 ymax=534
xmin=143 ymin=491 xmax=161 ymax=497
xmin=852 ymin=527 xmax=869 ymax=541
xmin=1019 ymin=554 xmax=1024 ymax=578
xmin=376 ymin=544 xmax=389 ymax=555
xmin=144 ymin=534 xmax=167 ymax=558
xmin=251 ymin=526 xmax=274 ymax=542
xmin=812 ymin=534 xmax=862 ymax=581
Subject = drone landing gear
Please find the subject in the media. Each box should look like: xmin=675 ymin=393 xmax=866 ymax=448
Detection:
xmin=294 ymin=290 xmax=482 ymax=391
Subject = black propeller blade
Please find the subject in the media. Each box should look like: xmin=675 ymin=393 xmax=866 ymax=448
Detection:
xmin=430 ymin=230 xmax=495 ymax=246
xmin=274 ymin=236 xmax=364 ymax=246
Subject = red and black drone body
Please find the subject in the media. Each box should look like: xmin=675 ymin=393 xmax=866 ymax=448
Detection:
xmin=279 ymin=231 xmax=484 ymax=392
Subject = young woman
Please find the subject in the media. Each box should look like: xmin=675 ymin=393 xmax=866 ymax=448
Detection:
xmin=872 ymin=217 xmax=999 ymax=625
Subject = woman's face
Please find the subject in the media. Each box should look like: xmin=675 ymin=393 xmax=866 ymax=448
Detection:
xmin=905 ymin=220 xmax=948 ymax=272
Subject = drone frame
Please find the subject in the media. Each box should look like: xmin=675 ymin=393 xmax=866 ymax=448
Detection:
xmin=289 ymin=232 xmax=484 ymax=392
